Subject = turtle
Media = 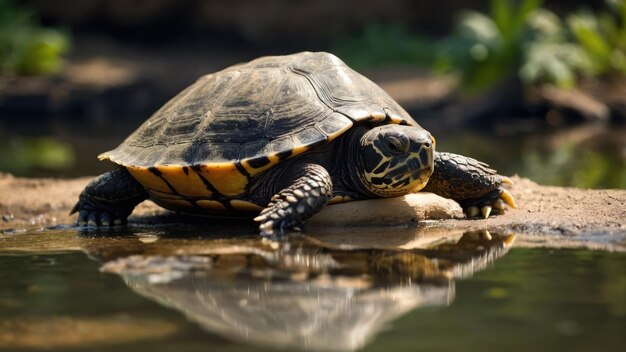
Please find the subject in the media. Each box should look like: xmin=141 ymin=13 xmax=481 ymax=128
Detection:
xmin=72 ymin=51 xmax=516 ymax=236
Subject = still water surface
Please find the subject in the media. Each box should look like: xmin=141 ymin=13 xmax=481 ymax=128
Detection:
xmin=1 ymin=228 xmax=624 ymax=351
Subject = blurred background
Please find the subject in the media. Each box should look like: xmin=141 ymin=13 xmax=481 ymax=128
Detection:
xmin=1 ymin=0 xmax=624 ymax=188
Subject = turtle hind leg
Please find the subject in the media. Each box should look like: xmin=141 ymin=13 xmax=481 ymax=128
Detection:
xmin=72 ymin=168 xmax=149 ymax=227
xmin=422 ymin=151 xmax=517 ymax=218
xmin=254 ymin=163 xmax=332 ymax=237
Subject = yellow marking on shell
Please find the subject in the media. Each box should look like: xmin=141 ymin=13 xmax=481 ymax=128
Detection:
xmin=384 ymin=109 xmax=414 ymax=126
xmin=329 ymin=195 xmax=353 ymax=204
xmin=241 ymin=154 xmax=281 ymax=176
xmin=326 ymin=122 xmax=353 ymax=142
xmin=371 ymin=110 xmax=387 ymax=121
xmin=241 ymin=142 xmax=321 ymax=177
xmin=230 ymin=200 xmax=264 ymax=211
xmin=156 ymin=166 xmax=214 ymax=197
xmin=388 ymin=115 xmax=407 ymax=125
xmin=126 ymin=166 xmax=172 ymax=194
xmin=197 ymin=200 xmax=227 ymax=210
xmin=291 ymin=145 xmax=311 ymax=156
xmin=198 ymin=163 xmax=249 ymax=196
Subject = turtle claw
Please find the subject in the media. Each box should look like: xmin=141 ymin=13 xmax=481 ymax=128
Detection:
xmin=71 ymin=169 xmax=147 ymax=231
xmin=73 ymin=200 xmax=127 ymax=229
xmin=464 ymin=186 xmax=517 ymax=218
xmin=75 ymin=209 xmax=121 ymax=229
xmin=464 ymin=203 xmax=494 ymax=219
xmin=72 ymin=189 xmax=133 ymax=229
xmin=466 ymin=206 xmax=480 ymax=218
xmin=98 ymin=213 xmax=111 ymax=226
xmin=501 ymin=176 xmax=514 ymax=186
xmin=87 ymin=212 xmax=98 ymax=227
xmin=493 ymin=199 xmax=506 ymax=211
xmin=259 ymin=220 xmax=274 ymax=233
xmin=499 ymin=189 xmax=517 ymax=208
xmin=256 ymin=196 xmax=298 ymax=236
xmin=481 ymin=205 xmax=492 ymax=218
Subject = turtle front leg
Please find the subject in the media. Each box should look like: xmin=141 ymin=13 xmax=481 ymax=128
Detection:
xmin=254 ymin=163 xmax=332 ymax=236
xmin=422 ymin=151 xmax=517 ymax=218
xmin=71 ymin=168 xmax=149 ymax=227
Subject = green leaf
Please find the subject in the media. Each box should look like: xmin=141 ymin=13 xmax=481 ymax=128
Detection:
xmin=569 ymin=17 xmax=612 ymax=73
xmin=490 ymin=0 xmax=513 ymax=39
xmin=456 ymin=10 xmax=500 ymax=45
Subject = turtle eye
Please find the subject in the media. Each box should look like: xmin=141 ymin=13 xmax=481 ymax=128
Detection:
xmin=385 ymin=135 xmax=409 ymax=155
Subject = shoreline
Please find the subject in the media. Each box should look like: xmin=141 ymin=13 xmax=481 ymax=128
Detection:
xmin=1 ymin=174 xmax=625 ymax=251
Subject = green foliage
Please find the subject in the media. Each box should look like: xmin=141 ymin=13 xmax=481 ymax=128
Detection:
xmin=435 ymin=0 xmax=626 ymax=91
xmin=518 ymin=9 xmax=593 ymax=88
xmin=567 ymin=0 xmax=626 ymax=76
xmin=0 ymin=0 xmax=70 ymax=75
xmin=332 ymin=24 xmax=437 ymax=70
xmin=334 ymin=0 xmax=625 ymax=92
xmin=437 ymin=0 xmax=594 ymax=91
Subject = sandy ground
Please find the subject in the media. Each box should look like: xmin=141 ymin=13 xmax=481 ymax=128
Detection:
xmin=1 ymin=173 xmax=625 ymax=250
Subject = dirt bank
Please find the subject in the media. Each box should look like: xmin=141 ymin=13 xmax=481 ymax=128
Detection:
xmin=1 ymin=173 xmax=625 ymax=248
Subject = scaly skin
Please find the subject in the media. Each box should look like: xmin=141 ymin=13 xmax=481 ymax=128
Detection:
xmin=422 ymin=151 xmax=516 ymax=218
xmin=254 ymin=163 xmax=333 ymax=236
xmin=71 ymin=168 xmax=149 ymax=227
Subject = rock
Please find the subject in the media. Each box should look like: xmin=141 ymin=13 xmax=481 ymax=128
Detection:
xmin=307 ymin=193 xmax=463 ymax=228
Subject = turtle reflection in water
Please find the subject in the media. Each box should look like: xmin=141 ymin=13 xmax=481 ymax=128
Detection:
xmin=102 ymin=231 xmax=515 ymax=351
xmin=73 ymin=52 xmax=516 ymax=235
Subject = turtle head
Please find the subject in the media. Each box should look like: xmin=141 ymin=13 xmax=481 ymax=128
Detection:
xmin=358 ymin=124 xmax=435 ymax=197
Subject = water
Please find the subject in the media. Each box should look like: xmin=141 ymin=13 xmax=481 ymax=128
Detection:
xmin=1 ymin=229 xmax=625 ymax=351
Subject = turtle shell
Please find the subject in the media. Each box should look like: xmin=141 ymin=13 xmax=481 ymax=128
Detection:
xmin=99 ymin=52 xmax=419 ymax=209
